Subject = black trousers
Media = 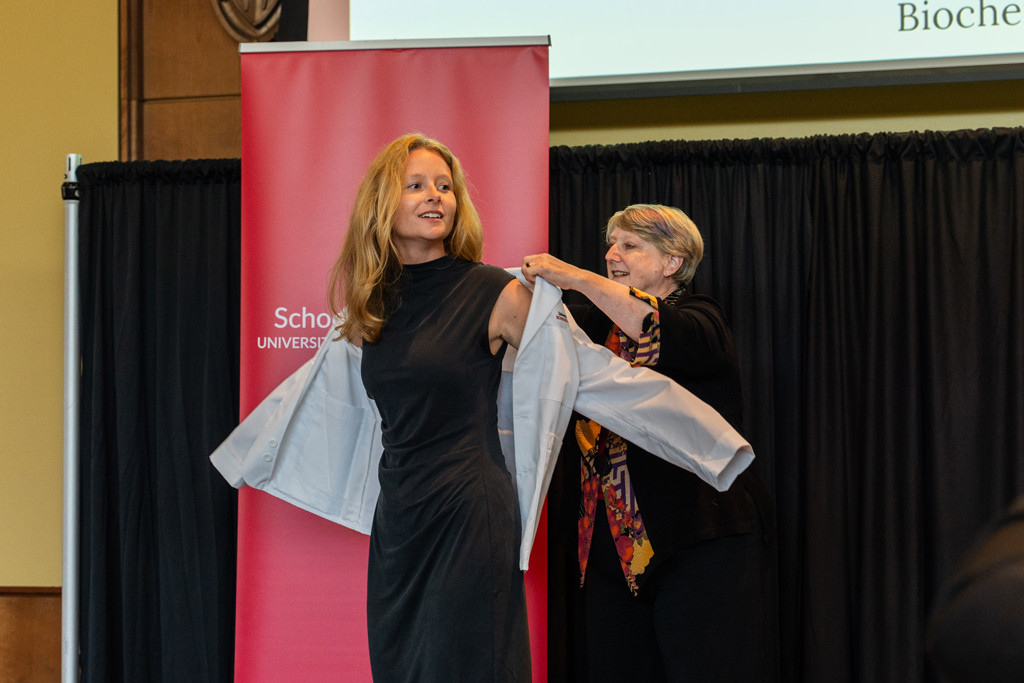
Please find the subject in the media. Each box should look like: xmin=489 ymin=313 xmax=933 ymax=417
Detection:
xmin=584 ymin=501 xmax=767 ymax=683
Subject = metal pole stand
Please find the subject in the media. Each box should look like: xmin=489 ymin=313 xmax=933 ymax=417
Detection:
xmin=61 ymin=153 xmax=81 ymax=683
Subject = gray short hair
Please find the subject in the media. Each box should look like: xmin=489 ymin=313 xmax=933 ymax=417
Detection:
xmin=604 ymin=204 xmax=704 ymax=286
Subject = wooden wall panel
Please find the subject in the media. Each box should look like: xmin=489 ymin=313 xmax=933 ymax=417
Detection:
xmin=142 ymin=97 xmax=242 ymax=160
xmin=0 ymin=589 xmax=60 ymax=683
xmin=142 ymin=0 xmax=241 ymax=100
xmin=120 ymin=0 xmax=143 ymax=160
xmin=122 ymin=0 xmax=263 ymax=160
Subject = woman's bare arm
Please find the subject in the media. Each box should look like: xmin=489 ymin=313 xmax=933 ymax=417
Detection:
xmin=521 ymin=253 xmax=653 ymax=341
xmin=489 ymin=279 xmax=533 ymax=354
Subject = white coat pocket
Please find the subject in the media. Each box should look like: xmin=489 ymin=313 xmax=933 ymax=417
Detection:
xmin=274 ymin=385 xmax=374 ymax=520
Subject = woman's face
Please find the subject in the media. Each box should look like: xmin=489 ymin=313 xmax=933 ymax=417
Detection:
xmin=605 ymin=226 xmax=680 ymax=298
xmin=393 ymin=148 xmax=457 ymax=263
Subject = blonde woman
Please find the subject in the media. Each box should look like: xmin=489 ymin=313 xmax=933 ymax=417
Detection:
xmin=328 ymin=134 xmax=533 ymax=682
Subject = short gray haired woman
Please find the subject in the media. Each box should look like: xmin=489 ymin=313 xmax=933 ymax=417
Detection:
xmin=524 ymin=204 xmax=774 ymax=683
xmin=606 ymin=204 xmax=704 ymax=285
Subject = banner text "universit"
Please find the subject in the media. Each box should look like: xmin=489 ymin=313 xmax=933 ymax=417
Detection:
xmin=899 ymin=1 xmax=1022 ymax=30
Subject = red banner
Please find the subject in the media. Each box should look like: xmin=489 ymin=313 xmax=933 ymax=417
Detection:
xmin=236 ymin=42 xmax=550 ymax=682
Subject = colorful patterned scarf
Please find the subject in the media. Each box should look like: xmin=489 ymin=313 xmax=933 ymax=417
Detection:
xmin=577 ymin=286 xmax=683 ymax=594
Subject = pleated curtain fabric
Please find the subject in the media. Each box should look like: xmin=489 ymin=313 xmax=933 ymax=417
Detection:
xmin=77 ymin=160 xmax=241 ymax=683
xmin=547 ymin=129 xmax=1024 ymax=683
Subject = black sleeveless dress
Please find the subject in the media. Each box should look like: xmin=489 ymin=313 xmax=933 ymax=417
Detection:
xmin=360 ymin=256 xmax=530 ymax=683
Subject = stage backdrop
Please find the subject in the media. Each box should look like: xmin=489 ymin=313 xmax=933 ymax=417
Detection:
xmin=236 ymin=39 xmax=550 ymax=682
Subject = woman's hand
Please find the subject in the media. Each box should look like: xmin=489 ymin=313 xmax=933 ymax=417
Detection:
xmin=524 ymin=253 xmax=654 ymax=342
xmin=522 ymin=253 xmax=594 ymax=291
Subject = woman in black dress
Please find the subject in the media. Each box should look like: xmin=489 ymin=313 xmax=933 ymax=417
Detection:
xmin=327 ymin=134 xmax=533 ymax=683
xmin=523 ymin=205 xmax=772 ymax=682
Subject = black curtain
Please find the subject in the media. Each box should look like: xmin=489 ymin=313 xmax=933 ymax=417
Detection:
xmin=78 ymin=160 xmax=242 ymax=683
xmin=547 ymin=129 xmax=1024 ymax=683
xmin=74 ymin=130 xmax=1024 ymax=683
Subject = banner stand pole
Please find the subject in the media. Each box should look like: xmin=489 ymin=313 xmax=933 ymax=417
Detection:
xmin=61 ymin=153 xmax=82 ymax=683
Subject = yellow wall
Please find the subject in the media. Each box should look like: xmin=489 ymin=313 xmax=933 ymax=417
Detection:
xmin=551 ymin=79 xmax=1024 ymax=146
xmin=0 ymin=7 xmax=1019 ymax=587
xmin=0 ymin=2 xmax=118 ymax=586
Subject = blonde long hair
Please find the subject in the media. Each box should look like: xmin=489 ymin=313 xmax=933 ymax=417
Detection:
xmin=328 ymin=134 xmax=483 ymax=343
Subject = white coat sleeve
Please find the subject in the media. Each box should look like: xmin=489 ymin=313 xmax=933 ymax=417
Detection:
xmin=565 ymin=309 xmax=754 ymax=493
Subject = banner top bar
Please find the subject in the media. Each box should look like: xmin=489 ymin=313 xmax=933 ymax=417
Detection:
xmin=241 ymin=36 xmax=551 ymax=54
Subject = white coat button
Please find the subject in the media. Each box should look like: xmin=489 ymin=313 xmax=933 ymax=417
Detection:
xmin=269 ymin=439 xmax=278 ymax=448
xmin=263 ymin=453 xmax=272 ymax=462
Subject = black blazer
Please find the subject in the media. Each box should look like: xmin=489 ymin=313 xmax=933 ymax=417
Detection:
xmin=560 ymin=293 xmax=763 ymax=583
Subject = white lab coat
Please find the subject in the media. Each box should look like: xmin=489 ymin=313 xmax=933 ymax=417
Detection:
xmin=210 ymin=273 xmax=754 ymax=570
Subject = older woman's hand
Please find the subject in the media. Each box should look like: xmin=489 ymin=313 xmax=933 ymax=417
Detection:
xmin=522 ymin=253 xmax=592 ymax=290
xmin=523 ymin=252 xmax=653 ymax=342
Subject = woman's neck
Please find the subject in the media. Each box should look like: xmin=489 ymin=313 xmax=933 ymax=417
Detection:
xmin=396 ymin=241 xmax=447 ymax=265
xmin=647 ymin=279 xmax=679 ymax=300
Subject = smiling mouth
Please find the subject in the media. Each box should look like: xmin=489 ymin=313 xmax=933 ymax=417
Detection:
xmin=610 ymin=270 xmax=629 ymax=278
xmin=419 ymin=212 xmax=443 ymax=219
